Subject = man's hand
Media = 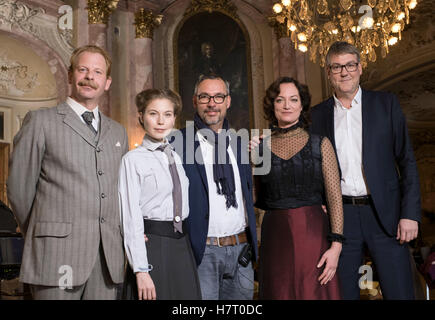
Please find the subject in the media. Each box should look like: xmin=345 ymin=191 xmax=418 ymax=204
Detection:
xmin=396 ymin=219 xmax=418 ymax=244
xmin=248 ymin=135 xmax=263 ymax=152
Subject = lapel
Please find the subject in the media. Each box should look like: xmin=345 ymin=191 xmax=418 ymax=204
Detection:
xmin=361 ymin=89 xmax=371 ymax=166
xmin=324 ymin=97 xmax=336 ymax=150
xmin=193 ymin=131 xmax=209 ymax=194
xmin=97 ymin=111 xmax=112 ymax=147
xmin=58 ymin=102 xmax=97 ymax=148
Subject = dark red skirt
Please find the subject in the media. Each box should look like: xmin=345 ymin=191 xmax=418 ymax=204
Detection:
xmin=258 ymin=205 xmax=341 ymax=300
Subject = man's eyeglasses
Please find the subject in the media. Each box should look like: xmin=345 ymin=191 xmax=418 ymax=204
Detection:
xmin=328 ymin=62 xmax=359 ymax=74
xmin=197 ymin=94 xmax=228 ymax=104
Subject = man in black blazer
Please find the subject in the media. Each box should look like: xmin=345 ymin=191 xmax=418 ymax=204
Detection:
xmin=310 ymin=41 xmax=421 ymax=299
xmin=172 ymin=74 xmax=258 ymax=300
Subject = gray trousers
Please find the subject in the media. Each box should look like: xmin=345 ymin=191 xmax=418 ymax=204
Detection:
xmin=197 ymin=243 xmax=254 ymax=300
xmin=30 ymin=243 xmax=119 ymax=300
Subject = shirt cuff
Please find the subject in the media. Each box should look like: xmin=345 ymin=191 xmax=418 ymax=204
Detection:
xmin=134 ymin=264 xmax=153 ymax=273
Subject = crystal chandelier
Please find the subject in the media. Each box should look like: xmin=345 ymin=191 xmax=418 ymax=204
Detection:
xmin=271 ymin=0 xmax=418 ymax=67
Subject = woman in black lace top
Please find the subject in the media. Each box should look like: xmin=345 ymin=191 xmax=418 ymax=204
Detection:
xmin=253 ymin=77 xmax=344 ymax=299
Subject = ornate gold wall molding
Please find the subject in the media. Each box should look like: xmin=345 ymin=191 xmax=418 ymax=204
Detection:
xmin=134 ymin=8 xmax=163 ymax=39
xmin=87 ymin=0 xmax=119 ymax=24
xmin=184 ymin=0 xmax=239 ymax=20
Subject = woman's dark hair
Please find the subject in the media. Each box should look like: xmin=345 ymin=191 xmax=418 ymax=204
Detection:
xmin=263 ymin=77 xmax=311 ymax=129
xmin=135 ymin=88 xmax=182 ymax=129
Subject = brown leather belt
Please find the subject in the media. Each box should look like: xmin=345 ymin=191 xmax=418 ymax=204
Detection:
xmin=206 ymin=231 xmax=248 ymax=247
xmin=342 ymin=195 xmax=371 ymax=206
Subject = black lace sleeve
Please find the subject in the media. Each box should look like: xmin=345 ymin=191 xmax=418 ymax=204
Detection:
xmin=320 ymin=137 xmax=344 ymax=239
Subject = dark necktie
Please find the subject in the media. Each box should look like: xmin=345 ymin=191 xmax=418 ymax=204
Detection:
xmin=82 ymin=111 xmax=97 ymax=135
xmin=158 ymin=144 xmax=183 ymax=233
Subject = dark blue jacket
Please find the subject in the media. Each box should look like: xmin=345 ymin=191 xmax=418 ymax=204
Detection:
xmin=310 ymin=89 xmax=421 ymax=235
xmin=172 ymin=126 xmax=258 ymax=265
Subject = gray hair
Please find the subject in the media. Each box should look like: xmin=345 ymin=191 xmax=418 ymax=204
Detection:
xmin=325 ymin=41 xmax=361 ymax=67
xmin=193 ymin=74 xmax=230 ymax=96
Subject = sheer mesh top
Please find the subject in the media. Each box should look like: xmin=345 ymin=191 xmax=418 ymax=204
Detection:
xmin=254 ymin=128 xmax=343 ymax=235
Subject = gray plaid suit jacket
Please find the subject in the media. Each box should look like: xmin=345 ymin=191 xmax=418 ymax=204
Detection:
xmin=7 ymin=102 xmax=128 ymax=286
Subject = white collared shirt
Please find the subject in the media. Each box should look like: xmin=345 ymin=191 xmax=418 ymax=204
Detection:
xmin=333 ymin=87 xmax=369 ymax=196
xmin=196 ymin=131 xmax=247 ymax=238
xmin=66 ymin=97 xmax=99 ymax=132
xmin=118 ymin=135 xmax=190 ymax=273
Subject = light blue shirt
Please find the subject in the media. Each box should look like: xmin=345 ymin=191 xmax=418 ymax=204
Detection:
xmin=118 ymin=135 xmax=190 ymax=273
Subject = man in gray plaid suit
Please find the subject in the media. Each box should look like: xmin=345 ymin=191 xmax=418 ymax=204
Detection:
xmin=7 ymin=45 xmax=128 ymax=299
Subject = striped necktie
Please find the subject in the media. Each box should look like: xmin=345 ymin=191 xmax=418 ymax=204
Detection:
xmin=82 ymin=111 xmax=97 ymax=135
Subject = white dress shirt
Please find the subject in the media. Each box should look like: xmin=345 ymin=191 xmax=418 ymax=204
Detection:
xmin=66 ymin=97 xmax=99 ymax=132
xmin=197 ymin=131 xmax=247 ymax=238
xmin=333 ymin=86 xmax=369 ymax=196
xmin=118 ymin=135 xmax=190 ymax=273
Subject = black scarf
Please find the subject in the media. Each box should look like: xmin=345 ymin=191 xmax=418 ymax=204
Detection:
xmin=194 ymin=113 xmax=238 ymax=209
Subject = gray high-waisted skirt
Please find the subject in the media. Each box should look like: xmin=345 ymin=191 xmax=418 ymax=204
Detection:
xmin=122 ymin=220 xmax=201 ymax=300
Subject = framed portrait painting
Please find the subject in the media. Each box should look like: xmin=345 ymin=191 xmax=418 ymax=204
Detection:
xmin=176 ymin=11 xmax=252 ymax=131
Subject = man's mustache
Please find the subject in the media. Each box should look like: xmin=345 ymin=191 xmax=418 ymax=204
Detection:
xmin=78 ymin=80 xmax=99 ymax=89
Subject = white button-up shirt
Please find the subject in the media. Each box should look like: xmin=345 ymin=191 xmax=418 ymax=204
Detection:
xmin=118 ymin=135 xmax=190 ymax=273
xmin=333 ymin=87 xmax=369 ymax=196
xmin=197 ymin=131 xmax=247 ymax=238
xmin=66 ymin=97 xmax=99 ymax=132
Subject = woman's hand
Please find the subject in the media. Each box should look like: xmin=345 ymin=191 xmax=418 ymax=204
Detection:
xmin=317 ymin=242 xmax=342 ymax=285
xmin=136 ymin=272 xmax=156 ymax=300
